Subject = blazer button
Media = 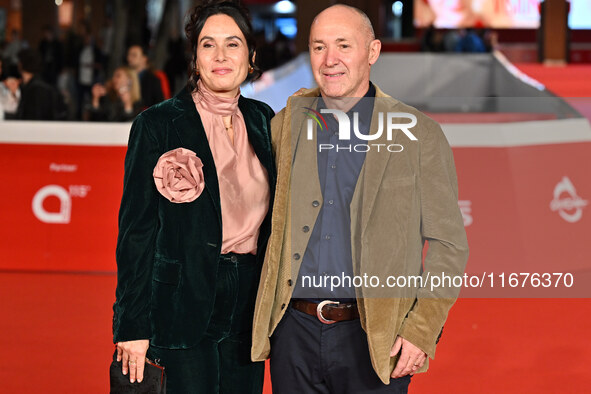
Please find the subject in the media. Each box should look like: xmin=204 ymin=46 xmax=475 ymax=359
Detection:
xmin=312 ymin=200 xmax=320 ymax=207
xmin=230 ymin=255 xmax=238 ymax=263
xmin=293 ymin=253 xmax=301 ymax=260
xmin=287 ymin=279 xmax=293 ymax=286
xmin=281 ymin=303 xmax=286 ymax=310
xmin=302 ymin=226 xmax=310 ymax=233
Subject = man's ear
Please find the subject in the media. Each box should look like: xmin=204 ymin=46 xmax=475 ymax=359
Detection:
xmin=368 ymin=39 xmax=381 ymax=66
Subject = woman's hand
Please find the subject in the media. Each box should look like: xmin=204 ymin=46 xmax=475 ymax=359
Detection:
xmin=116 ymin=339 xmax=150 ymax=383
xmin=91 ymin=83 xmax=106 ymax=109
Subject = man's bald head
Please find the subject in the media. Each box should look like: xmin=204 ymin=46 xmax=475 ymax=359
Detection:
xmin=311 ymin=4 xmax=375 ymax=46
xmin=308 ymin=4 xmax=381 ymax=98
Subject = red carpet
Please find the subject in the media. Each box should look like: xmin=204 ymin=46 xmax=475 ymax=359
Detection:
xmin=1 ymin=272 xmax=590 ymax=393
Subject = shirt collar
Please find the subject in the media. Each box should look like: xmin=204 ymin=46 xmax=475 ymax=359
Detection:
xmin=317 ymin=82 xmax=376 ymax=135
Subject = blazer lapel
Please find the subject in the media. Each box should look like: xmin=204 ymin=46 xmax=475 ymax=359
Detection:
xmin=290 ymin=96 xmax=322 ymax=206
xmin=171 ymin=88 xmax=221 ymax=225
xmin=353 ymin=91 xmax=401 ymax=236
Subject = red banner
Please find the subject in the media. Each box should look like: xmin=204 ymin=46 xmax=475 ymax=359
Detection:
xmin=1 ymin=132 xmax=590 ymax=294
xmin=0 ymin=144 xmax=126 ymax=272
xmin=454 ymin=142 xmax=591 ymax=282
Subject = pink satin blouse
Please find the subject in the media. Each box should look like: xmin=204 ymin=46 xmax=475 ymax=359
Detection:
xmin=192 ymin=80 xmax=270 ymax=255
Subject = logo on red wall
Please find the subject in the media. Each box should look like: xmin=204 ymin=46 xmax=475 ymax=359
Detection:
xmin=32 ymin=184 xmax=91 ymax=224
xmin=550 ymin=176 xmax=588 ymax=223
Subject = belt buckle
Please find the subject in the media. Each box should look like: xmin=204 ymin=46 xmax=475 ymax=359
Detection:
xmin=316 ymin=300 xmax=339 ymax=324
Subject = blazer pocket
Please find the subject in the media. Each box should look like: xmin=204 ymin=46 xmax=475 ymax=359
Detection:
xmin=150 ymin=255 xmax=185 ymax=346
xmin=153 ymin=255 xmax=181 ymax=286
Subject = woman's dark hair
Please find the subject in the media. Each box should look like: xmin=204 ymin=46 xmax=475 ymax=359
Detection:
xmin=185 ymin=0 xmax=261 ymax=91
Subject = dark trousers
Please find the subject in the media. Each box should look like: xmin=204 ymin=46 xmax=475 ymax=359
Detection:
xmin=270 ymin=305 xmax=411 ymax=394
xmin=147 ymin=253 xmax=264 ymax=394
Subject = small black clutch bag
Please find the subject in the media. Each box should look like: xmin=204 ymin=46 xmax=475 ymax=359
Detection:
xmin=109 ymin=350 xmax=166 ymax=393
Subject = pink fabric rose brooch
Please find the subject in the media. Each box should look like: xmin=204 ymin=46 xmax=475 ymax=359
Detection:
xmin=153 ymin=148 xmax=205 ymax=203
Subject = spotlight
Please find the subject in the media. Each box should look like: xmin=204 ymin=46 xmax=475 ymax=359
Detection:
xmin=274 ymin=1 xmax=295 ymax=14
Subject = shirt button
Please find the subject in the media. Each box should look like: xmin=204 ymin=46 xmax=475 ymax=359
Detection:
xmin=287 ymin=279 xmax=293 ymax=286
xmin=331 ymin=164 xmax=336 ymax=169
xmin=312 ymin=200 xmax=320 ymax=207
xmin=230 ymin=255 xmax=238 ymax=263
xmin=324 ymin=235 xmax=331 ymax=240
xmin=328 ymin=200 xmax=334 ymax=205
xmin=293 ymin=253 xmax=301 ymax=260
xmin=302 ymin=226 xmax=310 ymax=233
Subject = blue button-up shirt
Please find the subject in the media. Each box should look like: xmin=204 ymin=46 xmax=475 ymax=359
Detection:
xmin=294 ymin=83 xmax=376 ymax=300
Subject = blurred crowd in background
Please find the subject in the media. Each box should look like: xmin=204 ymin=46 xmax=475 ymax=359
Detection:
xmin=0 ymin=18 xmax=296 ymax=122
xmin=420 ymin=26 xmax=498 ymax=53
xmin=0 ymin=0 xmax=585 ymax=122
xmin=0 ymin=20 xmax=493 ymax=122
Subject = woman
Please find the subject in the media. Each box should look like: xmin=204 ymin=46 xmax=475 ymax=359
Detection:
xmin=87 ymin=66 xmax=142 ymax=121
xmin=112 ymin=2 xmax=275 ymax=392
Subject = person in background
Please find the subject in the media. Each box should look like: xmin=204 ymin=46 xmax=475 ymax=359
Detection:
xmin=59 ymin=27 xmax=83 ymax=120
xmin=420 ymin=24 xmax=444 ymax=52
xmin=87 ymin=66 xmax=141 ymax=122
xmin=479 ymin=28 xmax=498 ymax=52
xmin=38 ymin=25 xmax=64 ymax=86
xmin=16 ymin=48 xmax=65 ymax=120
xmin=273 ymin=32 xmax=295 ymax=68
xmin=454 ymin=28 xmax=486 ymax=53
xmin=126 ymin=44 xmax=164 ymax=108
xmin=163 ymin=29 xmax=188 ymax=94
xmin=76 ymin=23 xmax=103 ymax=119
xmin=99 ymin=16 xmax=115 ymax=72
xmin=3 ymin=30 xmax=28 ymax=69
xmin=0 ymin=58 xmax=20 ymax=119
xmin=113 ymin=1 xmax=275 ymax=392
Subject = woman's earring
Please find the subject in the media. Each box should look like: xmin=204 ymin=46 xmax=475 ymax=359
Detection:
xmin=248 ymin=66 xmax=254 ymax=74
xmin=195 ymin=69 xmax=200 ymax=76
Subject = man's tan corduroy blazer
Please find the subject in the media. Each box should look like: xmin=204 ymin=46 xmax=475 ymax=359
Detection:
xmin=251 ymin=85 xmax=469 ymax=384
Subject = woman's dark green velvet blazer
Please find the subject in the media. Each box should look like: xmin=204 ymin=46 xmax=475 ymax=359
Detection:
xmin=112 ymin=86 xmax=276 ymax=348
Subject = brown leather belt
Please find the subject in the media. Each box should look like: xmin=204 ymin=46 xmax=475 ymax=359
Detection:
xmin=291 ymin=300 xmax=359 ymax=324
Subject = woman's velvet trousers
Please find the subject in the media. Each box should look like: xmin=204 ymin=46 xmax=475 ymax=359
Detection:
xmin=147 ymin=253 xmax=264 ymax=393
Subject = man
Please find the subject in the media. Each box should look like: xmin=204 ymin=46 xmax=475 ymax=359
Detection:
xmin=251 ymin=5 xmax=468 ymax=393
xmin=126 ymin=44 xmax=164 ymax=109
xmin=76 ymin=24 xmax=103 ymax=120
xmin=16 ymin=48 xmax=65 ymax=120
xmin=38 ymin=25 xmax=64 ymax=86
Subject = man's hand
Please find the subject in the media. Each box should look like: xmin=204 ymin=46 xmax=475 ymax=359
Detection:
xmin=116 ymin=339 xmax=149 ymax=383
xmin=390 ymin=336 xmax=427 ymax=378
